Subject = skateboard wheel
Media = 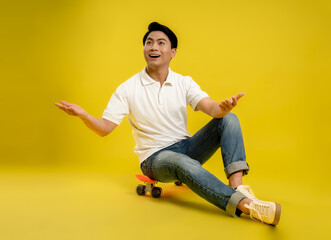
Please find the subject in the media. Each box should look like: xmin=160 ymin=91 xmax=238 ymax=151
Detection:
xmin=136 ymin=184 xmax=146 ymax=196
xmin=151 ymin=187 xmax=162 ymax=198
xmin=175 ymin=181 xmax=182 ymax=186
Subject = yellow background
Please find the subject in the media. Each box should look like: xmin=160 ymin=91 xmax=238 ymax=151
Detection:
xmin=1 ymin=0 xmax=330 ymax=239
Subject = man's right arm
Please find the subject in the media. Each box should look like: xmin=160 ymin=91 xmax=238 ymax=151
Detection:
xmin=54 ymin=100 xmax=117 ymax=137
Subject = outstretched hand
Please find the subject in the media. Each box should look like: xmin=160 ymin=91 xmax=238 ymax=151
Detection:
xmin=218 ymin=92 xmax=245 ymax=115
xmin=54 ymin=101 xmax=88 ymax=119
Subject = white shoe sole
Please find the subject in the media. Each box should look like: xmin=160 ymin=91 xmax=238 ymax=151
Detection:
xmin=271 ymin=203 xmax=281 ymax=226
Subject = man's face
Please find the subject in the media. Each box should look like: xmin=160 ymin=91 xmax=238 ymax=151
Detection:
xmin=143 ymin=31 xmax=176 ymax=69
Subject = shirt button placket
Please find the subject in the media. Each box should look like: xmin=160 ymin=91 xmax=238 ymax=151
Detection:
xmin=158 ymin=87 xmax=163 ymax=105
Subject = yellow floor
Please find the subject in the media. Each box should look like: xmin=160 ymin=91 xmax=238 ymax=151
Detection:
xmin=0 ymin=168 xmax=329 ymax=240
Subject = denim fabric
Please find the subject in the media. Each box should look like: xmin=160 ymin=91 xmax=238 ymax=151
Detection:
xmin=140 ymin=113 xmax=250 ymax=216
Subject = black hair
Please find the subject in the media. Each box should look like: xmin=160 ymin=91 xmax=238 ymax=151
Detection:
xmin=143 ymin=22 xmax=178 ymax=49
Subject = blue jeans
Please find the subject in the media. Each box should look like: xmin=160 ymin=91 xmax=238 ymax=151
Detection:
xmin=140 ymin=113 xmax=250 ymax=217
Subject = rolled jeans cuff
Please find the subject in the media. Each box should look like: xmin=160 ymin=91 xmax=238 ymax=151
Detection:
xmin=225 ymin=191 xmax=246 ymax=217
xmin=224 ymin=161 xmax=250 ymax=179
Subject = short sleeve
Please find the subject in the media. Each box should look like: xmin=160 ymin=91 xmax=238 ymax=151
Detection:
xmin=185 ymin=77 xmax=209 ymax=111
xmin=102 ymin=84 xmax=130 ymax=125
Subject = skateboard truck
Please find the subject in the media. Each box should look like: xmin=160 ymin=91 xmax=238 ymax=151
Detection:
xmin=135 ymin=174 xmax=162 ymax=198
xmin=135 ymin=174 xmax=183 ymax=198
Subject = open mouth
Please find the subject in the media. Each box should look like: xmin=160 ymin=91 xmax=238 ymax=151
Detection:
xmin=149 ymin=54 xmax=161 ymax=58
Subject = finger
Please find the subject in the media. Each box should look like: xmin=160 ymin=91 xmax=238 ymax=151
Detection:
xmin=59 ymin=100 xmax=72 ymax=107
xmin=219 ymin=101 xmax=225 ymax=108
xmin=232 ymin=97 xmax=237 ymax=106
xmin=219 ymin=103 xmax=225 ymax=111
xmin=69 ymin=107 xmax=79 ymax=115
xmin=55 ymin=103 xmax=67 ymax=111
xmin=228 ymin=98 xmax=233 ymax=104
xmin=55 ymin=102 xmax=74 ymax=115
xmin=225 ymin=99 xmax=232 ymax=108
xmin=235 ymin=92 xmax=245 ymax=100
xmin=68 ymin=107 xmax=77 ymax=115
xmin=221 ymin=101 xmax=230 ymax=111
xmin=62 ymin=107 xmax=72 ymax=115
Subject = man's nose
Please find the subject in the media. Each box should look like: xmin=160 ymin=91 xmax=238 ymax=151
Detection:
xmin=151 ymin=42 xmax=158 ymax=50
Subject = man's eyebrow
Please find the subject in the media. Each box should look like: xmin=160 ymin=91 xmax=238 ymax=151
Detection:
xmin=146 ymin=37 xmax=168 ymax=42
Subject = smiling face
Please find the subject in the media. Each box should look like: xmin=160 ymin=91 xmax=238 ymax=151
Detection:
xmin=143 ymin=31 xmax=176 ymax=70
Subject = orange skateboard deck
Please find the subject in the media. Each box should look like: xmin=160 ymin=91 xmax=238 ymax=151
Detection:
xmin=135 ymin=174 xmax=158 ymax=183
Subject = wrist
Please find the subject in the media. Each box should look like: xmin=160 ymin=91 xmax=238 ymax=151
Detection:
xmin=79 ymin=113 xmax=89 ymax=121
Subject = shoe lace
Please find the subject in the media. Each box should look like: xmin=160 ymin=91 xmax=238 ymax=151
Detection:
xmin=243 ymin=185 xmax=256 ymax=199
xmin=238 ymin=185 xmax=257 ymax=200
xmin=244 ymin=200 xmax=269 ymax=223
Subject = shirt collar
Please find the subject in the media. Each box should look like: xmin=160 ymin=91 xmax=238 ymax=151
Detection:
xmin=141 ymin=67 xmax=173 ymax=86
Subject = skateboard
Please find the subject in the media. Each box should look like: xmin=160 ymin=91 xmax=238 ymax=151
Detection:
xmin=135 ymin=174 xmax=183 ymax=198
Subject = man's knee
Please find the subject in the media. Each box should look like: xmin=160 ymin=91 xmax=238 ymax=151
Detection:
xmin=155 ymin=150 xmax=181 ymax=164
xmin=221 ymin=112 xmax=240 ymax=126
xmin=224 ymin=112 xmax=238 ymax=121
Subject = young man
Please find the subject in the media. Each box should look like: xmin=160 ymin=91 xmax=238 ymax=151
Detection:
xmin=55 ymin=22 xmax=281 ymax=225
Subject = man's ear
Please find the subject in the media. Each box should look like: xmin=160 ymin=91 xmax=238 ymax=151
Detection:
xmin=171 ymin=48 xmax=177 ymax=58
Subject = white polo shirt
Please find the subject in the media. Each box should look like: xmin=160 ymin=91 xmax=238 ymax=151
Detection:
xmin=102 ymin=67 xmax=208 ymax=164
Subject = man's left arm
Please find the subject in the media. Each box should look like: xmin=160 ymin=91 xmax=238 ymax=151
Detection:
xmin=196 ymin=93 xmax=245 ymax=118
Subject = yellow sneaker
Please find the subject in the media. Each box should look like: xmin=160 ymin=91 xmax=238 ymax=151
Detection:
xmin=236 ymin=185 xmax=257 ymax=200
xmin=244 ymin=200 xmax=281 ymax=226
